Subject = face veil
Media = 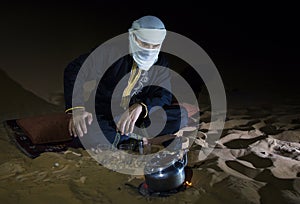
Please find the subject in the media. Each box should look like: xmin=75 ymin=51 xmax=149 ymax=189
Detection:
xmin=129 ymin=33 xmax=160 ymax=71
xmin=128 ymin=16 xmax=167 ymax=71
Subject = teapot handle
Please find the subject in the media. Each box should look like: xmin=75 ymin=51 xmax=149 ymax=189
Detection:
xmin=179 ymin=152 xmax=188 ymax=166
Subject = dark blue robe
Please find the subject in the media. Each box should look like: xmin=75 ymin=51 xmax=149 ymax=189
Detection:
xmin=63 ymin=47 xmax=188 ymax=147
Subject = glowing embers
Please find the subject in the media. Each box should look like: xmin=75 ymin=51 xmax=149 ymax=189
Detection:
xmin=184 ymin=180 xmax=192 ymax=187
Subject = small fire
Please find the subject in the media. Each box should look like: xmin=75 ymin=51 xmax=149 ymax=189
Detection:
xmin=184 ymin=181 xmax=192 ymax=187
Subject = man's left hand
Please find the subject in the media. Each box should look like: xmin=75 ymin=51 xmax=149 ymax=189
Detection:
xmin=116 ymin=103 xmax=143 ymax=135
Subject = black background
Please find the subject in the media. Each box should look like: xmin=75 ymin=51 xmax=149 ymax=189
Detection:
xmin=1 ymin=0 xmax=299 ymax=101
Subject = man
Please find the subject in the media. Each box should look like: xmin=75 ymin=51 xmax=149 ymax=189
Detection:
xmin=64 ymin=15 xmax=188 ymax=148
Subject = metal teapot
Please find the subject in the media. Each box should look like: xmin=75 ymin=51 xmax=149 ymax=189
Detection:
xmin=144 ymin=151 xmax=188 ymax=192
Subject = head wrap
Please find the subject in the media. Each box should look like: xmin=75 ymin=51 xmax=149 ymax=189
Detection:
xmin=129 ymin=16 xmax=167 ymax=70
xmin=130 ymin=15 xmax=167 ymax=44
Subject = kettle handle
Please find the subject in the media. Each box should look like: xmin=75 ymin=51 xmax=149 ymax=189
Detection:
xmin=179 ymin=152 xmax=188 ymax=166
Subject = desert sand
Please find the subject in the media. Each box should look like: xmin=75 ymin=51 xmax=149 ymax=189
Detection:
xmin=1 ymin=68 xmax=300 ymax=204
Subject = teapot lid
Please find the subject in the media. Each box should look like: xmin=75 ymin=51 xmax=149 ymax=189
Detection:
xmin=144 ymin=150 xmax=182 ymax=174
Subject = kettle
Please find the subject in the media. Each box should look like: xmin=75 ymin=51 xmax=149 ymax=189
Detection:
xmin=144 ymin=151 xmax=188 ymax=192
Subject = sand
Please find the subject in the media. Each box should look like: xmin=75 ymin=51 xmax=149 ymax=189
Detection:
xmin=1 ymin=68 xmax=300 ymax=204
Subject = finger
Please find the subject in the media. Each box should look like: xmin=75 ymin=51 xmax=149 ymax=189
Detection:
xmin=116 ymin=120 xmax=121 ymax=132
xmin=87 ymin=113 xmax=93 ymax=125
xmin=129 ymin=112 xmax=140 ymax=133
xmin=117 ymin=110 xmax=130 ymax=134
xmin=80 ymin=118 xmax=87 ymax=134
xmin=143 ymin=137 xmax=148 ymax=145
xmin=119 ymin=119 xmax=127 ymax=135
xmin=125 ymin=118 xmax=131 ymax=135
xmin=75 ymin=121 xmax=84 ymax=137
xmin=68 ymin=119 xmax=73 ymax=136
xmin=72 ymin=120 xmax=77 ymax=137
xmin=116 ymin=114 xmax=124 ymax=131
xmin=128 ymin=120 xmax=134 ymax=134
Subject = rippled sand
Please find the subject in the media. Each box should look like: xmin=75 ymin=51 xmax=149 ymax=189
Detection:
xmin=1 ymin=69 xmax=300 ymax=204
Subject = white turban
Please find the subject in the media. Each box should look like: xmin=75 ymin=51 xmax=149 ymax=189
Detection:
xmin=128 ymin=16 xmax=167 ymax=70
xmin=129 ymin=15 xmax=167 ymax=44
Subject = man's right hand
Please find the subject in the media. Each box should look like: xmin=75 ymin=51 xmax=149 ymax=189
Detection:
xmin=68 ymin=109 xmax=93 ymax=137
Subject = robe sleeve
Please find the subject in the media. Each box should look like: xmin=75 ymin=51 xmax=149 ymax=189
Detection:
xmin=63 ymin=52 xmax=90 ymax=113
xmin=63 ymin=43 xmax=125 ymax=114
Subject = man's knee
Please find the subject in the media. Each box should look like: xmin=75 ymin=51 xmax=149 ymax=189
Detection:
xmin=165 ymin=104 xmax=188 ymax=128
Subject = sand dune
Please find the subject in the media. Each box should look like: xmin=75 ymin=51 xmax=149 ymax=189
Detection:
xmin=0 ymin=69 xmax=300 ymax=203
xmin=0 ymin=69 xmax=63 ymax=121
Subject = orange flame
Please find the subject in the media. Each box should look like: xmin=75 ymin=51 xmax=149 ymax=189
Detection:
xmin=184 ymin=181 xmax=192 ymax=187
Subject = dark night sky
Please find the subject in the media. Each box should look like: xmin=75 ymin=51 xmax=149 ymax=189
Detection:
xmin=0 ymin=0 xmax=299 ymax=100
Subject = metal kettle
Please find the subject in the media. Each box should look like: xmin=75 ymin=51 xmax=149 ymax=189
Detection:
xmin=144 ymin=152 xmax=188 ymax=192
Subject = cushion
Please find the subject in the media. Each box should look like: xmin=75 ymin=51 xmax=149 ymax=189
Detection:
xmin=16 ymin=113 xmax=72 ymax=144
